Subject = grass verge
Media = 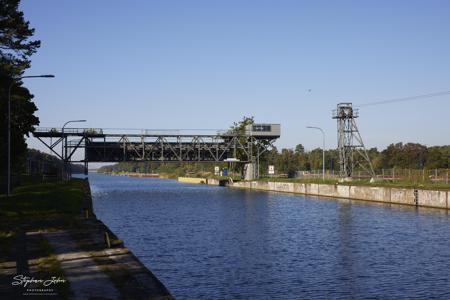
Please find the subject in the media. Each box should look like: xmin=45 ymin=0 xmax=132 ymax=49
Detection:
xmin=254 ymin=177 xmax=450 ymax=190
xmin=0 ymin=179 xmax=85 ymax=298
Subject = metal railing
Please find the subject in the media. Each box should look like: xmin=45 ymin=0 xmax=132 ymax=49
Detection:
xmin=293 ymin=168 xmax=450 ymax=184
xmin=34 ymin=127 xmax=104 ymax=134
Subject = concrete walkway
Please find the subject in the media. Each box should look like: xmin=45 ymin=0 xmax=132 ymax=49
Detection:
xmin=43 ymin=231 xmax=121 ymax=300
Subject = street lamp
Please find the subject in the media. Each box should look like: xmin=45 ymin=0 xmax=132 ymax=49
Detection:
xmin=306 ymin=126 xmax=325 ymax=180
xmin=61 ymin=120 xmax=86 ymax=180
xmin=61 ymin=120 xmax=87 ymax=159
xmin=7 ymin=74 xmax=55 ymax=196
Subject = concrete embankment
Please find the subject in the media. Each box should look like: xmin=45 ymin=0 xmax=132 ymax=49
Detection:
xmin=79 ymin=180 xmax=174 ymax=299
xmin=179 ymin=177 xmax=229 ymax=186
xmin=226 ymin=181 xmax=449 ymax=209
xmin=178 ymin=177 xmax=208 ymax=184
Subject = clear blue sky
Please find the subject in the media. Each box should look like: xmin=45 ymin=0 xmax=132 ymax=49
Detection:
xmin=21 ymin=0 xmax=450 ymax=156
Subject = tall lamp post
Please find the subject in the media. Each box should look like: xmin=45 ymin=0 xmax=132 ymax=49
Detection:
xmin=7 ymin=74 xmax=55 ymax=197
xmin=306 ymin=126 xmax=325 ymax=180
xmin=61 ymin=120 xmax=86 ymax=180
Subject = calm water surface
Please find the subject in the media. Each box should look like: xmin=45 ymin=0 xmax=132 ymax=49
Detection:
xmin=89 ymin=173 xmax=450 ymax=299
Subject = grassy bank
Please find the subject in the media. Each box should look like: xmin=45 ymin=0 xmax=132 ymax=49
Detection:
xmin=255 ymin=177 xmax=450 ymax=190
xmin=0 ymin=179 xmax=85 ymax=228
xmin=0 ymin=179 xmax=86 ymax=299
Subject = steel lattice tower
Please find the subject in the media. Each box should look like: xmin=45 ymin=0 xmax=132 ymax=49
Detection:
xmin=332 ymin=103 xmax=375 ymax=178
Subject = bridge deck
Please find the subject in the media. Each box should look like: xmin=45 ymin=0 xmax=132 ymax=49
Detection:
xmin=33 ymin=128 xmax=279 ymax=140
xmin=32 ymin=127 xmax=279 ymax=164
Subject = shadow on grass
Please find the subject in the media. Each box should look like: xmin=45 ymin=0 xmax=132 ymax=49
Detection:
xmin=0 ymin=179 xmax=86 ymax=299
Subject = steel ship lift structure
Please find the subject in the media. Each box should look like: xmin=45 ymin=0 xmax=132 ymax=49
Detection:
xmin=32 ymin=124 xmax=281 ymax=177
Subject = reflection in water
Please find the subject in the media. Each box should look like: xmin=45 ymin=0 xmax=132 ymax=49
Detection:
xmin=89 ymin=174 xmax=450 ymax=299
xmin=337 ymin=203 xmax=356 ymax=297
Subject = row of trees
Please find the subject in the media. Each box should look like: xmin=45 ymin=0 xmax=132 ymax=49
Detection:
xmin=265 ymin=143 xmax=449 ymax=177
xmin=99 ymin=143 xmax=449 ymax=178
xmin=27 ymin=149 xmax=85 ymax=175
xmin=1 ymin=0 xmax=41 ymax=181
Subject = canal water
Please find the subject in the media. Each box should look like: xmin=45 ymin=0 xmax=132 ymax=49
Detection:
xmin=89 ymin=173 xmax=450 ymax=299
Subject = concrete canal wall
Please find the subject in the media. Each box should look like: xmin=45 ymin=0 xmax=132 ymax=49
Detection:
xmin=178 ymin=177 xmax=449 ymax=209
xmin=82 ymin=180 xmax=174 ymax=298
xmin=179 ymin=177 xmax=228 ymax=186
xmin=228 ymin=181 xmax=449 ymax=210
xmin=178 ymin=177 xmax=208 ymax=184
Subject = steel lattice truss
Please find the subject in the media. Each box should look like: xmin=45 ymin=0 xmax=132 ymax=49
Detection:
xmin=332 ymin=103 xmax=375 ymax=178
xmin=33 ymin=128 xmax=278 ymax=165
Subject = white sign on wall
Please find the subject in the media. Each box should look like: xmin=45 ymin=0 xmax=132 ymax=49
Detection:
xmin=268 ymin=165 xmax=275 ymax=175
xmin=214 ymin=166 xmax=220 ymax=176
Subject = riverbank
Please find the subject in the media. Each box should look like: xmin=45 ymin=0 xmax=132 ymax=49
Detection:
xmin=0 ymin=179 xmax=173 ymax=299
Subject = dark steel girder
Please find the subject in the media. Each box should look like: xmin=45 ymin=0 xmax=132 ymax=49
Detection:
xmin=33 ymin=128 xmax=278 ymax=165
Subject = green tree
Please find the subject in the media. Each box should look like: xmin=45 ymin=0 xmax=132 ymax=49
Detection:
xmin=382 ymin=143 xmax=403 ymax=168
xmin=295 ymin=144 xmax=308 ymax=170
xmin=277 ymin=148 xmax=297 ymax=177
xmin=369 ymin=148 xmax=384 ymax=170
xmin=324 ymin=149 xmax=339 ymax=172
xmin=224 ymin=116 xmax=254 ymax=171
xmin=307 ymin=148 xmax=323 ymax=170
xmin=0 ymin=0 xmax=41 ymax=75
xmin=382 ymin=143 xmax=428 ymax=169
xmin=260 ymin=147 xmax=278 ymax=175
xmin=295 ymin=144 xmax=305 ymax=154
xmin=403 ymin=143 xmax=427 ymax=168
xmin=425 ymin=146 xmax=449 ymax=169
xmin=1 ymin=0 xmax=41 ymax=179
xmin=227 ymin=116 xmax=254 ymax=135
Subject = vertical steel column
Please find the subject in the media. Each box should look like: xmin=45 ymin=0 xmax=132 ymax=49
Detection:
xmin=122 ymin=136 xmax=126 ymax=161
xmin=216 ymin=139 xmax=219 ymax=161
xmin=141 ymin=136 xmax=145 ymax=160
xmin=84 ymin=136 xmax=88 ymax=175
xmin=64 ymin=135 xmax=68 ymax=180
xmin=178 ymin=137 xmax=182 ymax=161
xmin=197 ymin=137 xmax=200 ymax=161
xmin=257 ymin=143 xmax=260 ymax=179
xmin=160 ymin=137 xmax=164 ymax=161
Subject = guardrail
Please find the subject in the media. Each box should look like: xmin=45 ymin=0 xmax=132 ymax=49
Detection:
xmin=34 ymin=127 xmax=104 ymax=134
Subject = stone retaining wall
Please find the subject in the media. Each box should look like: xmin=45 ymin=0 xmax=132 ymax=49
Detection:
xmin=228 ymin=181 xmax=449 ymax=210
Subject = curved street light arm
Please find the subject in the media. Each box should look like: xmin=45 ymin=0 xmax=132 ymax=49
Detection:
xmin=306 ymin=126 xmax=326 ymax=180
